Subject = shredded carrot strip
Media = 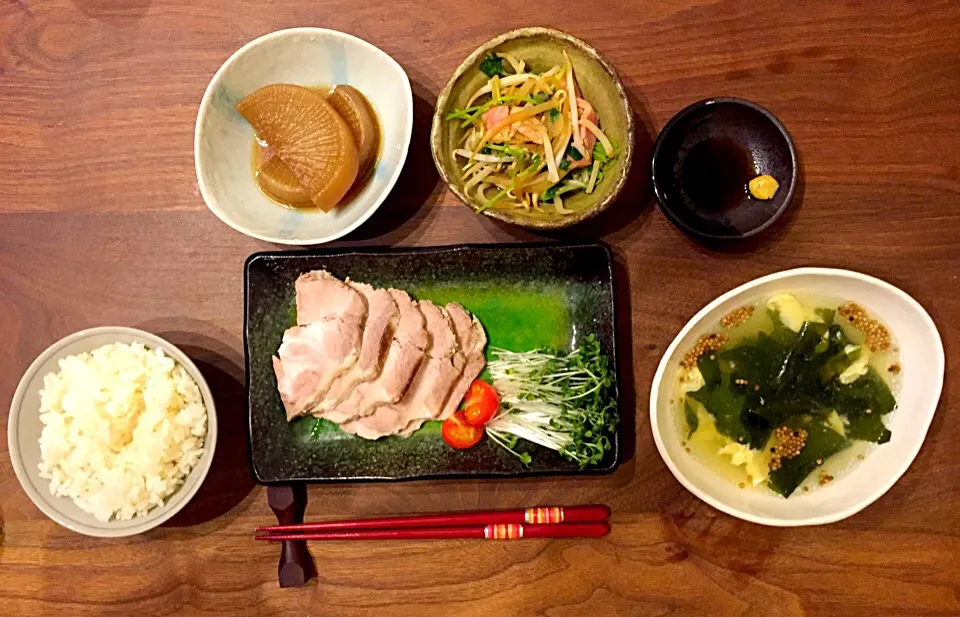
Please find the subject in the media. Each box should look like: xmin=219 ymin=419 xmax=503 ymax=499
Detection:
xmin=514 ymin=78 xmax=536 ymax=101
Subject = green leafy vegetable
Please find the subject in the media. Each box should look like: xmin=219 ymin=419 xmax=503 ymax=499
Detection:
xmin=446 ymin=95 xmax=543 ymax=127
xmin=689 ymin=373 xmax=753 ymax=445
xmin=697 ymin=354 xmax=722 ymax=388
xmin=484 ymin=143 xmax=527 ymax=158
xmin=558 ymin=159 xmax=571 ymax=171
xmin=549 ymin=108 xmax=561 ymax=121
xmin=477 ymin=188 xmax=508 ymax=213
xmin=565 ymin=144 xmax=583 ymax=161
xmin=542 ymin=184 xmax=561 ymax=201
xmin=684 ymin=402 xmax=699 ymax=438
xmin=818 ymin=346 xmax=861 ymax=384
xmin=827 ymin=370 xmax=896 ymax=443
xmin=816 ymin=308 xmax=837 ymax=324
xmin=479 ymin=54 xmax=507 ymax=78
xmin=592 ymin=140 xmax=612 ymax=164
xmin=767 ymin=415 xmax=850 ymax=497
xmin=685 ymin=302 xmax=898 ymax=497
xmin=485 ymin=335 xmax=618 ymax=468
xmin=592 ymin=138 xmax=619 ymax=167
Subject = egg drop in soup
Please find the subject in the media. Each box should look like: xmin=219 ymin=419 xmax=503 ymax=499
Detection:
xmin=236 ymin=84 xmax=381 ymax=211
xmin=674 ymin=293 xmax=901 ymax=498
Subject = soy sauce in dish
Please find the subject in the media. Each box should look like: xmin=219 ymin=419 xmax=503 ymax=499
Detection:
xmin=680 ymin=138 xmax=756 ymax=211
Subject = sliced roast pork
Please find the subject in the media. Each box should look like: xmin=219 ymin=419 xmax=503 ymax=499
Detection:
xmin=295 ymin=270 xmax=366 ymax=326
xmin=273 ymin=271 xmax=366 ymax=421
xmin=311 ymin=283 xmax=399 ymax=416
xmin=437 ymin=303 xmax=488 ymax=420
xmin=323 ymin=290 xmax=430 ymax=424
xmin=343 ymin=301 xmax=465 ymax=439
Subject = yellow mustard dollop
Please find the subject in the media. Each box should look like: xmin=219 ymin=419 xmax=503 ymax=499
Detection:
xmin=749 ymin=175 xmax=780 ymax=200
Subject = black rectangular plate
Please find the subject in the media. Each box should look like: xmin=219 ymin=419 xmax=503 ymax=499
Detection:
xmin=245 ymin=242 xmax=620 ymax=483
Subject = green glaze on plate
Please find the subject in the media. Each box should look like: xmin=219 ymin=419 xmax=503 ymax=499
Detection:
xmin=245 ymin=243 xmax=619 ymax=482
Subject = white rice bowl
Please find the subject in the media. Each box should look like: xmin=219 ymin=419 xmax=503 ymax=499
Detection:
xmin=37 ymin=342 xmax=208 ymax=522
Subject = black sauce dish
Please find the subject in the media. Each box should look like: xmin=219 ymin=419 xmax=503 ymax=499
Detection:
xmin=651 ymin=97 xmax=798 ymax=241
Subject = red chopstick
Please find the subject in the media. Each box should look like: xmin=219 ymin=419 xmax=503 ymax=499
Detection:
xmin=256 ymin=522 xmax=610 ymax=541
xmin=256 ymin=504 xmax=609 ymax=533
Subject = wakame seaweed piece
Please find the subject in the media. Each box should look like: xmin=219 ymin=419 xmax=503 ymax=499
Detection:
xmin=684 ymin=401 xmax=699 ymax=437
xmin=760 ymin=334 xmax=851 ymax=422
xmin=772 ymin=322 xmax=824 ymax=388
xmin=827 ymin=323 xmax=854 ymax=349
xmin=818 ymin=345 xmax=863 ymax=384
xmin=688 ymin=373 xmax=754 ymax=445
xmin=827 ymin=369 xmax=896 ymax=443
xmin=828 ymin=368 xmax=897 ymax=416
xmin=767 ymin=308 xmax=800 ymax=346
xmin=767 ymin=415 xmax=850 ymax=497
xmin=697 ymin=354 xmax=722 ymax=387
xmin=846 ymin=410 xmax=892 ymax=444
xmin=816 ymin=308 xmax=837 ymax=325
xmin=741 ymin=409 xmax=773 ymax=449
xmin=776 ymin=323 xmax=854 ymax=395
xmin=717 ymin=332 xmax=787 ymax=388
xmin=718 ymin=332 xmax=794 ymax=430
xmin=723 ymin=320 xmax=846 ymax=430
xmin=811 ymin=323 xmax=851 ymax=356
xmin=750 ymin=396 xmax=831 ymax=427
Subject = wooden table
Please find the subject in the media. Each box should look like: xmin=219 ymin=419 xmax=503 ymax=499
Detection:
xmin=2 ymin=1 xmax=959 ymax=615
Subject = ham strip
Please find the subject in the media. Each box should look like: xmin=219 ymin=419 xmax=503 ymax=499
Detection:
xmin=323 ymin=290 xmax=429 ymax=424
xmin=273 ymin=271 xmax=366 ymax=421
xmin=295 ymin=270 xmax=366 ymax=326
xmin=273 ymin=271 xmax=489 ymax=441
xmin=342 ymin=301 xmax=464 ymax=439
xmin=311 ymin=282 xmax=399 ymax=416
xmin=437 ymin=303 xmax=488 ymax=420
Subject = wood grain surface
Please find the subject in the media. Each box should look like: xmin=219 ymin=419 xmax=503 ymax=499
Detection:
xmin=2 ymin=1 xmax=959 ymax=615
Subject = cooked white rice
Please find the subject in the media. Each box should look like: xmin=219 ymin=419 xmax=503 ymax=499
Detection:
xmin=37 ymin=342 xmax=208 ymax=522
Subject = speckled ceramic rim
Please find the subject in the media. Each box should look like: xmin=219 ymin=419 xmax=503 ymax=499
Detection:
xmin=194 ymin=27 xmax=413 ymax=245
xmin=650 ymin=97 xmax=798 ymax=240
xmin=431 ymin=27 xmax=636 ymax=229
xmin=649 ymin=268 xmax=944 ymax=526
xmin=7 ymin=327 xmax=219 ymax=537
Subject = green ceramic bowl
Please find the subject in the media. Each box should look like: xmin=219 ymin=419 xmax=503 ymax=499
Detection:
xmin=431 ymin=28 xmax=635 ymax=229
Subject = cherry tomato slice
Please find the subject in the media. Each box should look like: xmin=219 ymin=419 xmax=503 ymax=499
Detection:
xmin=462 ymin=379 xmax=499 ymax=426
xmin=442 ymin=410 xmax=484 ymax=449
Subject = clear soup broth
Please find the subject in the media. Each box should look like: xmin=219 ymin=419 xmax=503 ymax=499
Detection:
xmin=673 ymin=292 xmax=901 ymax=498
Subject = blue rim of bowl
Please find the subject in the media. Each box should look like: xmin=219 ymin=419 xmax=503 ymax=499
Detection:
xmin=650 ymin=97 xmax=799 ymax=241
xmin=194 ymin=27 xmax=414 ymax=245
xmin=7 ymin=327 xmax=218 ymax=537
